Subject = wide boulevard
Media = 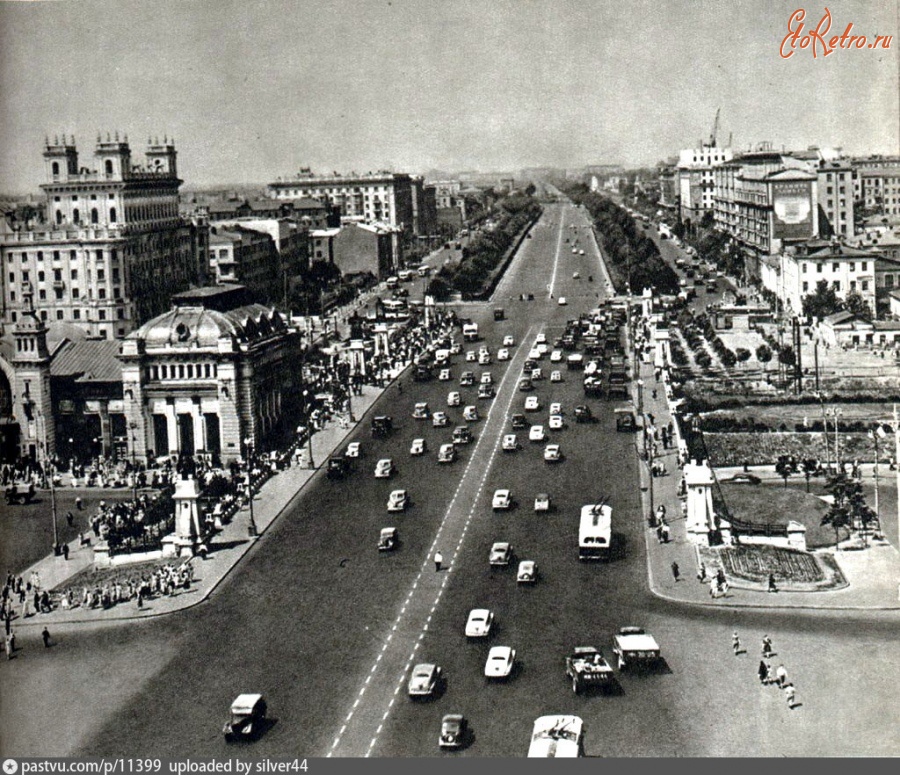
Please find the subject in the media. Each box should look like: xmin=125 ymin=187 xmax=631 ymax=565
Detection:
xmin=2 ymin=201 xmax=898 ymax=758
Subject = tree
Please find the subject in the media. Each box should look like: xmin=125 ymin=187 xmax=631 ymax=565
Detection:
xmin=524 ymin=183 xmax=536 ymax=196
xmin=802 ymin=458 xmax=818 ymax=493
xmin=700 ymin=210 xmax=715 ymax=230
xmin=844 ymin=290 xmax=872 ymax=322
xmin=822 ymin=472 xmax=877 ymax=548
xmin=802 ymin=279 xmax=841 ymax=320
xmin=778 ymin=345 xmax=795 ymax=367
xmin=775 ymin=455 xmax=793 ymax=488
xmin=426 ymin=276 xmax=452 ymax=302
xmin=756 ymin=344 xmax=772 ymax=370
xmin=735 ymin=348 xmax=751 ymax=364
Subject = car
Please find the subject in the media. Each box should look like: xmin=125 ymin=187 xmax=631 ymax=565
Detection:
xmin=387 ymin=489 xmax=409 ymax=512
xmin=517 ymin=560 xmax=538 ymax=584
xmin=480 ymin=372 xmax=493 ymax=385
xmin=571 ymin=247 xmax=578 ymax=254
xmin=374 ymin=458 xmax=395 ymax=478
xmin=223 ymin=694 xmax=268 ymax=742
xmin=548 ymin=414 xmax=564 ymax=430
xmin=492 ymin=489 xmax=512 ymax=510
xmin=528 ymin=425 xmax=546 ymax=442
xmin=728 ymin=473 xmax=762 ymax=485
xmin=459 ymin=371 xmax=475 ymax=387
xmin=511 ymin=413 xmax=528 ymax=430
xmin=549 ymin=402 xmax=562 ymax=415
xmin=558 ymin=297 xmax=568 ymax=305
xmin=518 ymin=378 xmax=533 ymax=392
xmin=528 ymin=715 xmax=583 ymax=758
xmin=534 ymin=493 xmax=551 ymax=512
xmin=465 ymin=350 xmax=477 ymax=362
xmin=614 ymin=408 xmax=637 ymax=432
xmin=550 ymin=350 xmax=563 ymax=363
xmin=465 ymin=608 xmax=494 ymax=638
xmin=452 ymin=426 xmax=473 ymax=445
xmin=566 ymin=647 xmax=614 ymax=694
xmin=438 ymin=368 xmax=452 ymax=381
xmin=345 ymin=442 xmax=361 ymax=458
xmin=502 ymin=434 xmax=519 ymax=452
xmin=612 ymin=627 xmax=661 ymax=670
xmin=489 ymin=542 xmax=514 ymax=567
xmin=413 ymin=364 xmax=432 ymax=382
xmin=485 ymin=646 xmax=516 ymax=679
xmin=450 ymin=342 xmax=462 ymax=355
xmin=478 ymin=352 xmax=492 ymax=365
xmin=326 ymin=456 xmax=350 ymax=480
xmin=536 ymin=333 xmax=547 ymax=344
xmin=579 ymin=250 xmax=585 ymax=256
xmin=497 ymin=348 xmax=510 ymax=361
xmin=439 ymin=714 xmax=469 ymax=749
xmin=503 ymin=335 xmax=515 ymax=347
xmin=584 ymin=360 xmax=600 ymax=375
xmin=550 ymin=370 xmax=563 ymax=383
xmin=477 ymin=384 xmax=495 ymax=399
xmin=410 ymin=438 xmax=426 ymax=456
xmin=371 ymin=416 xmax=393 ymax=438
xmin=408 ymin=663 xmax=444 ymax=698
xmin=530 ymin=368 xmax=544 ymax=381
xmin=524 ymin=396 xmax=541 ymax=412
xmin=438 ymin=443 xmax=457 ymax=463
xmin=572 ymin=271 xmax=580 ymax=279
xmin=493 ymin=308 xmax=505 ymax=321
xmin=378 ymin=526 xmax=399 ymax=551
xmin=535 ymin=342 xmax=549 ymax=356
xmin=543 ymin=444 xmax=563 ymax=462
xmin=574 ymin=405 xmax=597 ymax=423
xmin=412 ymin=402 xmax=430 ymax=420
xmin=432 ymin=411 xmax=449 ymax=428
xmin=528 ymin=348 xmax=542 ymax=360
xmin=523 ymin=359 xmax=537 ymax=372
xmin=462 ymin=405 xmax=479 ymax=422
xmin=447 ymin=391 xmax=461 ymax=407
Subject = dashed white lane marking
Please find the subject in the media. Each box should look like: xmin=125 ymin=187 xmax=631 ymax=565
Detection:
xmin=331 ymin=322 xmax=541 ymax=756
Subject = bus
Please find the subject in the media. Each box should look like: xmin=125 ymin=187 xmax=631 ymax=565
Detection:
xmin=462 ymin=322 xmax=479 ymax=342
xmin=382 ymin=299 xmax=409 ymax=320
xmin=579 ymin=504 xmax=611 ymax=560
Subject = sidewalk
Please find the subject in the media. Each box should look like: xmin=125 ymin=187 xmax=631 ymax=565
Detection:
xmin=11 ymin=372 xmax=405 ymax=630
xmin=631 ymin=355 xmax=900 ymax=611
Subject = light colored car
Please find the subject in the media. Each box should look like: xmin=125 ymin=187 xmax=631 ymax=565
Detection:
xmin=408 ymin=663 xmax=443 ymax=697
xmin=548 ymin=414 xmax=564 ymax=430
xmin=612 ymin=626 xmax=661 ymax=670
xmin=387 ymin=489 xmax=409 ymax=512
xmin=549 ymin=402 xmax=562 ymax=415
xmin=480 ymin=372 xmax=493 ymax=385
xmin=529 ymin=425 xmax=546 ymax=442
xmin=412 ymin=402 xmax=430 ymax=419
xmin=438 ymin=443 xmax=456 ymax=463
xmin=463 ymin=405 xmax=479 ymax=422
xmin=432 ymin=411 xmax=449 ymax=428
xmin=477 ymin=384 xmax=495 ymax=399
xmin=544 ymin=444 xmax=562 ymax=463
xmin=550 ymin=350 xmax=563 ymax=363
xmin=450 ymin=342 xmax=462 ymax=355
xmin=502 ymin=434 xmax=519 ymax=452
xmin=374 ymin=458 xmax=395 ymax=478
xmin=517 ymin=560 xmax=538 ymax=583
xmin=550 ymin=370 xmax=563 ymax=383
xmin=524 ymin=396 xmax=541 ymax=412
xmin=447 ymin=391 xmax=461 ymax=407
xmin=489 ymin=542 xmax=513 ymax=567
xmin=465 ymin=608 xmax=494 ymax=638
xmin=438 ymin=368 xmax=452 ymax=381
xmin=492 ymin=489 xmax=512 ymax=510
xmin=528 ymin=348 xmax=542 ymax=360
xmin=459 ymin=371 xmax=475 ymax=386
xmin=410 ymin=438 xmax=426 ymax=456
xmin=478 ymin=351 xmax=492 ymax=365
xmin=536 ymin=343 xmax=549 ymax=355
xmin=497 ymin=348 xmax=510 ymax=361
xmin=466 ymin=350 xmax=477 ymax=362
xmin=345 ymin=442 xmax=361 ymax=458
xmin=223 ymin=694 xmax=268 ymax=742
xmin=572 ymin=271 xmax=580 ymax=279
xmin=531 ymin=368 xmax=544 ymax=381
xmin=535 ymin=333 xmax=547 ymax=344
xmin=558 ymin=297 xmax=568 ymax=305
xmin=534 ymin=493 xmax=551 ymax=512
xmin=528 ymin=715 xmax=583 ymax=758
xmin=571 ymin=247 xmax=578 ymax=254
xmin=503 ymin=335 xmax=515 ymax=347
xmin=484 ymin=646 xmax=516 ymax=679
xmin=579 ymin=250 xmax=585 ymax=256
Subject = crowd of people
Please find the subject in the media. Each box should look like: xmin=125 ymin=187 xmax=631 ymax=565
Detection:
xmin=57 ymin=560 xmax=195 ymax=612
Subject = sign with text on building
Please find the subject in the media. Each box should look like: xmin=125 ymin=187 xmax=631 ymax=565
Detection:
xmin=772 ymin=180 xmax=815 ymax=240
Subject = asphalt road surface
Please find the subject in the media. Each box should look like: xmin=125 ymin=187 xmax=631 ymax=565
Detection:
xmin=2 ymin=202 xmax=898 ymax=758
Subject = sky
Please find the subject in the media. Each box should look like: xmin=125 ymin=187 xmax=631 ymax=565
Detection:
xmin=0 ymin=0 xmax=898 ymax=192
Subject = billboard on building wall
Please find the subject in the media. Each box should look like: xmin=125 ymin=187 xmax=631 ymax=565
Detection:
xmin=772 ymin=180 xmax=815 ymax=240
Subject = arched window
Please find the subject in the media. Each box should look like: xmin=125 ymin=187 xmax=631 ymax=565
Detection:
xmin=90 ymin=208 xmax=99 ymax=224
xmin=109 ymin=207 xmax=117 ymax=223
xmin=52 ymin=161 xmax=59 ymax=176
xmin=55 ymin=210 xmax=63 ymax=225
xmin=72 ymin=208 xmax=80 ymax=224
xmin=105 ymin=160 xmax=113 ymax=175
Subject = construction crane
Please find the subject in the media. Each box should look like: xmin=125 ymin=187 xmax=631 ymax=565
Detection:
xmin=708 ymin=108 xmax=720 ymax=148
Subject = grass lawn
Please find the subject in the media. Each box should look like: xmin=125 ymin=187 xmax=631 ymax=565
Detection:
xmin=717 ymin=481 xmax=838 ymax=549
xmin=705 ymin=402 xmax=896 ymax=426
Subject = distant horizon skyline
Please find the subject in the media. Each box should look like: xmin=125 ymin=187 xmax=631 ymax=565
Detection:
xmin=1 ymin=0 xmax=897 ymax=195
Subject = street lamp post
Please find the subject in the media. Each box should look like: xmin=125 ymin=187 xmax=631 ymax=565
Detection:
xmin=129 ymin=421 xmax=139 ymax=501
xmin=38 ymin=412 xmax=60 ymax=554
xmin=244 ymin=436 xmax=258 ymax=537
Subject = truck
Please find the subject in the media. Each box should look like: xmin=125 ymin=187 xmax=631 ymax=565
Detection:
xmin=462 ymin=322 xmax=479 ymax=342
xmin=612 ymin=626 xmax=661 ymax=670
xmin=565 ymin=646 xmax=614 ymax=693
xmin=579 ymin=504 xmax=611 ymax=560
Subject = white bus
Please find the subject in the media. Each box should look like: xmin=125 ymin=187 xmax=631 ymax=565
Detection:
xmin=462 ymin=322 xmax=479 ymax=342
xmin=579 ymin=504 xmax=611 ymax=560
xmin=382 ymin=299 xmax=409 ymax=320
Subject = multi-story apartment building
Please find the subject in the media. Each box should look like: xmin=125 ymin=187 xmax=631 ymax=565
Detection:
xmin=676 ymin=144 xmax=734 ymax=226
xmin=815 ymin=159 xmax=855 ymax=238
xmin=0 ymin=134 xmax=207 ymax=339
xmin=207 ymin=225 xmax=279 ymax=302
xmin=852 ymin=156 xmax=900 ymax=218
xmin=268 ymin=169 xmax=415 ymax=233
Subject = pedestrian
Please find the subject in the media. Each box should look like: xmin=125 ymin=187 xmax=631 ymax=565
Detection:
xmin=434 ymin=551 xmax=443 ymax=572
xmin=75 ymin=496 xmax=83 ymax=510
xmin=5 ymin=631 xmax=13 ymax=659
xmin=709 ymin=578 xmax=719 ymax=597
xmin=717 ymin=567 xmax=727 ymax=587
xmin=660 ymin=522 xmax=670 ymax=542
xmin=66 ymin=511 xmax=75 ymax=527
xmin=656 ymin=524 xmax=664 ymax=544
xmin=732 ymin=631 xmax=741 ymax=655
xmin=758 ymin=660 xmax=769 ymax=684
xmin=775 ymin=664 xmax=788 ymax=687
xmin=41 ymin=626 xmax=51 ymax=648
xmin=62 ymin=543 xmax=69 ymax=561
xmin=768 ymin=573 xmax=778 ymax=593
xmin=397 ymin=380 xmax=403 ymax=394
xmin=697 ymin=562 xmax=707 ymax=582
xmin=784 ymin=683 xmax=796 ymax=708
xmin=671 ymin=561 xmax=680 ymax=582
xmin=762 ymin=635 xmax=773 ymax=658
